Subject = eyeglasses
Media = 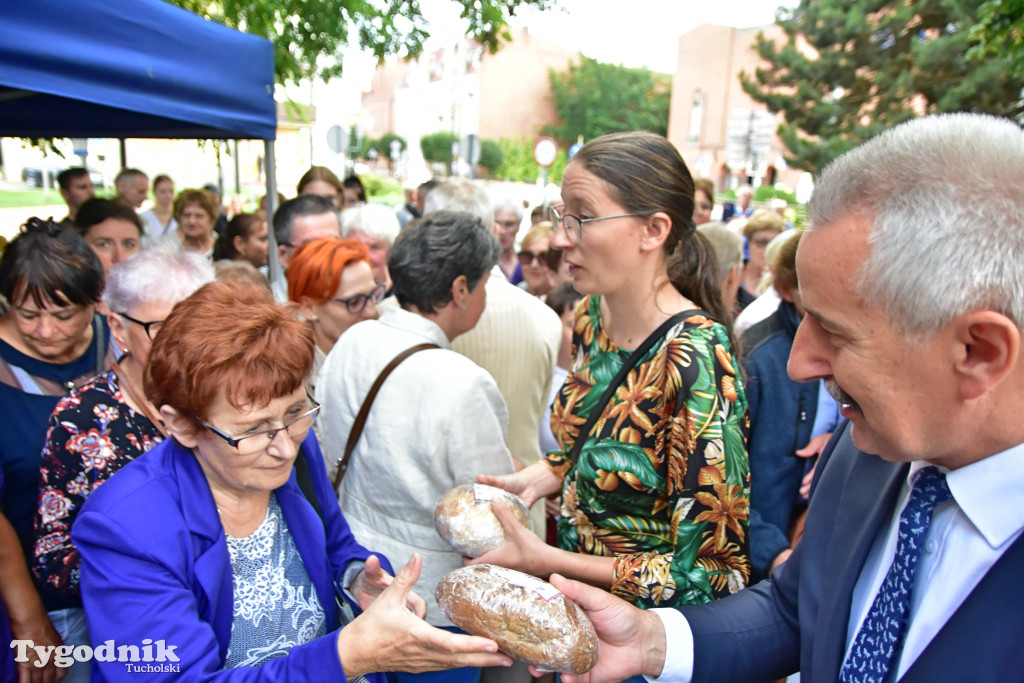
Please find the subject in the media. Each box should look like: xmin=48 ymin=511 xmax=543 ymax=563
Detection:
xmin=119 ymin=312 xmax=165 ymax=340
xmin=749 ymin=237 xmax=773 ymax=248
xmin=518 ymin=250 xmax=552 ymax=267
xmin=333 ymin=282 xmax=386 ymax=314
xmin=548 ymin=206 xmax=649 ymax=245
xmin=197 ymin=395 xmax=321 ymax=456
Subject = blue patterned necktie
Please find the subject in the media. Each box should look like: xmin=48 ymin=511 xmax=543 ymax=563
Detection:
xmin=839 ymin=466 xmax=952 ymax=683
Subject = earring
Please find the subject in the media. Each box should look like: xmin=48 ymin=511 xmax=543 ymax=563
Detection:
xmin=460 ymin=305 xmax=466 ymax=312
xmin=310 ymin=315 xmax=318 ymax=322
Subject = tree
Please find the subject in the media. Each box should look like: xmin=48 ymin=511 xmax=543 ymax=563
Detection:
xmin=494 ymin=136 xmax=567 ymax=184
xmin=478 ymin=139 xmax=504 ymax=176
xmin=373 ymin=133 xmax=407 ymax=160
xmin=544 ymin=57 xmax=671 ymax=144
xmin=968 ymin=0 xmax=1024 ymax=82
xmin=169 ymin=0 xmax=555 ymax=85
xmin=420 ymin=132 xmax=459 ymax=165
xmin=741 ymin=0 xmax=1024 ymax=174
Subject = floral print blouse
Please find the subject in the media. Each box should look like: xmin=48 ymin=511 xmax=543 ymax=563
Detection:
xmin=33 ymin=370 xmax=163 ymax=596
xmin=544 ymin=296 xmax=751 ymax=608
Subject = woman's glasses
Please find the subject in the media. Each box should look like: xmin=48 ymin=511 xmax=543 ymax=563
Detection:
xmin=198 ymin=395 xmax=321 ymax=456
xmin=333 ymin=283 xmax=386 ymax=314
xmin=548 ymin=206 xmax=649 ymax=245
xmin=119 ymin=312 xmax=165 ymax=340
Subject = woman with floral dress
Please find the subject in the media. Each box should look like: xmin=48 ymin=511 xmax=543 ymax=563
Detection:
xmin=474 ymin=131 xmax=751 ymax=610
xmin=32 ymin=248 xmax=214 ymax=682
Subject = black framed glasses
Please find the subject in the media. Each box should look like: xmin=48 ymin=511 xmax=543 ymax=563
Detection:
xmin=119 ymin=312 xmax=165 ymax=340
xmin=548 ymin=206 xmax=649 ymax=245
xmin=333 ymin=282 xmax=386 ymax=314
xmin=197 ymin=393 xmax=321 ymax=456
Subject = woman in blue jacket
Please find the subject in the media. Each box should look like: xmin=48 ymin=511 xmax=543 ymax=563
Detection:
xmin=72 ymin=281 xmax=510 ymax=681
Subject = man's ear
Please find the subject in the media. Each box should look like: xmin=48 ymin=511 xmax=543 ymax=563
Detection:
xmin=160 ymin=405 xmax=200 ymax=448
xmin=278 ymin=244 xmax=290 ymax=269
xmin=953 ymin=311 xmax=1020 ymax=401
xmin=640 ymin=212 xmax=673 ymax=253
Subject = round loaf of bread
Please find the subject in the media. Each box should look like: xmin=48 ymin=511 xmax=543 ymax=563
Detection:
xmin=433 ymin=484 xmax=531 ymax=558
xmin=435 ymin=564 xmax=599 ymax=674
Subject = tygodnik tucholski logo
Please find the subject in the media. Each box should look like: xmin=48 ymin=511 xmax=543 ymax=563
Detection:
xmin=11 ymin=638 xmax=181 ymax=673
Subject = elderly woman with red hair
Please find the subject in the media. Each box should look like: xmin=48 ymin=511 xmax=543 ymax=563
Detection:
xmin=72 ymin=281 xmax=510 ymax=681
xmin=286 ymin=237 xmax=383 ymax=394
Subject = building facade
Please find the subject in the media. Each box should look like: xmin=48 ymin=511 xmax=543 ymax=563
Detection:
xmin=667 ymin=23 xmax=802 ymax=192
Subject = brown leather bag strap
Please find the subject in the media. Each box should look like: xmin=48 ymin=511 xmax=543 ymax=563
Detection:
xmin=333 ymin=342 xmax=439 ymax=490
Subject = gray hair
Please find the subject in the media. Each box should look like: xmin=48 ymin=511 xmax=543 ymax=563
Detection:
xmin=808 ymin=113 xmax=1024 ymax=337
xmin=697 ymin=221 xmax=743 ymax=281
xmin=387 ymin=211 xmax=499 ymax=313
xmin=422 ymin=179 xmax=494 ymax=228
xmin=491 ymin=195 xmax=523 ymax=222
xmin=103 ymin=247 xmax=215 ymax=314
xmin=340 ymin=202 xmax=401 ymax=246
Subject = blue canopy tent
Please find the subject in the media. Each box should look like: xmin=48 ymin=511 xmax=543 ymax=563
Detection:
xmin=0 ymin=0 xmax=285 ymax=278
xmin=0 ymin=0 xmax=276 ymax=139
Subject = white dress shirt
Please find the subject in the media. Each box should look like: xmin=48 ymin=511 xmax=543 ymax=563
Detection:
xmin=650 ymin=441 xmax=1024 ymax=682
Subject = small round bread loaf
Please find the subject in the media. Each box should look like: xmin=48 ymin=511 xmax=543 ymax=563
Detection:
xmin=435 ymin=564 xmax=599 ymax=674
xmin=434 ymin=484 xmax=531 ymax=558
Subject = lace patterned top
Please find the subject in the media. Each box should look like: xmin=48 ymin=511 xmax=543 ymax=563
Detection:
xmin=223 ymin=494 xmax=326 ymax=669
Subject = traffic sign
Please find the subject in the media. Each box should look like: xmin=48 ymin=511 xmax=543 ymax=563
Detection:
xmin=533 ymin=137 xmax=558 ymax=168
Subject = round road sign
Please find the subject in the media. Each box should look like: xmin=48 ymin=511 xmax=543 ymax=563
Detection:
xmin=533 ymin=137 xmax=558 ymax=168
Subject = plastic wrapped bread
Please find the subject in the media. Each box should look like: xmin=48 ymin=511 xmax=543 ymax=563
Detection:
xmin=435 ymin=564 xmax=599 ymax=674
xmin=433 ymin=484 xmax=532 ymax=558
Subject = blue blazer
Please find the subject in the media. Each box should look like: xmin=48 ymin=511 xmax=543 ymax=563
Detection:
xmin=73 ymin=432 xmax=392 ymax=682
xmin=680 ymin=420 xmax=1024 ymax=681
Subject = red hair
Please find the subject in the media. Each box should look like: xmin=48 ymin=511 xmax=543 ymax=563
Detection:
xmin=145 ymin=281 xmax=314 ymax=432
xmin=286 ymin=237 xmax=370 ymax=304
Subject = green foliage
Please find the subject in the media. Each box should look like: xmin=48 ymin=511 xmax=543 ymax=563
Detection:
xmin=169 ymin=0 xmax=555 ymax=86
xmin=493 ymin=137 xmax=567 ymax=183
xmin=360 ymin=172 xmax=402 ymax=199
xmin=544 ymin=56 xmax=672 ymax=144
xmin=373 ymin=132 xmax=407 ymax=160
xmin=968 ymin=0 xmax=1024 ymax=81
xmin=420 ymin=131 xmax=459 ymax=164
xmin=477 ymin=139 xmax=504 ymax=176
xmin=741 ymin=0 xmax=1024 ymax=174
xmin=753 ymin=185 xmax=797 ymax=204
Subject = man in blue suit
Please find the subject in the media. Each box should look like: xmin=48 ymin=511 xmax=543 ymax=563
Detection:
xmin=547 ymin=113 xmax=1024 ymax=682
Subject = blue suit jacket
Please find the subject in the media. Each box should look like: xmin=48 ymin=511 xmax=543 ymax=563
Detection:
xmin=680 ymin=421 xmax=1024 ymax=681
xmin=73 ymin=433 xmax=392 ymax=682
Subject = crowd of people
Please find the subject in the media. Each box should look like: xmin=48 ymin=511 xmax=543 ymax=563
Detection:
xmin=2 ymin=110 xmax=1018 ymax=683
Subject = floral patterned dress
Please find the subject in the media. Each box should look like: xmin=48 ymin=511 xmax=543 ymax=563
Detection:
xmin=545 ymin=296 xmax=751 ymax=608
xmin=33 ymin=371 xmax=163 ymax=599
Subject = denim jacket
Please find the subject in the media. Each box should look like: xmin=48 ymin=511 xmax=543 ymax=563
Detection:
xmin=742 ymin=301 xmax=819 ymax=578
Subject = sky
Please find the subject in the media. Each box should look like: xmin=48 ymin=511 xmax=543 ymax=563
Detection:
xmin=416 ymin=0 xmax=796 ymax=74
xmin=506 ymin=0 xmax=793 ymax=73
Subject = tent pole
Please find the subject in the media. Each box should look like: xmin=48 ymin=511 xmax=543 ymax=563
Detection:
xmin=119 ymin=139 xmax=126 ymax=168
xmin=265 ymin=139 xmax=279 ymax=285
